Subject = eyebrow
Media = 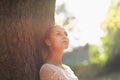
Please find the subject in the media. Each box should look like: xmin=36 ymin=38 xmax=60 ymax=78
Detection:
xmin=55 ymin=30 xmax=68 ymax=36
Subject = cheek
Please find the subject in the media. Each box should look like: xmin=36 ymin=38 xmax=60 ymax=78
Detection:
xmin=50 ymin=38 xmax=61 ymax=47
xmin=51 ymin=38 xmax=59 ymax=45
xmin=50 ymin=36 xmax=60 ymax=42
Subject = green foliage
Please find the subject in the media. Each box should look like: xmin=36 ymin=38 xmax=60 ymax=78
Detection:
xmin=101 ymin=34 xmax=114 ymax=58
xmin=105 ymin=28 xmax=120 ymax=70
xmin=103 ymin=0 xmax=120 ymax=33
xmin=87 ymin=0 xmax=120 ymax=69
xmin=89 ymin=45 xmax=108 ymax=67
xmin=89 ymin=45 xmax=99 ymax=64
xmin=101 ymin=0 xmax=120 ymax=70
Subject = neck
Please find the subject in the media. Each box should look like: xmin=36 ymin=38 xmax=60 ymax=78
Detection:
xmin=45 ymin=49 xmax=63 ymax=66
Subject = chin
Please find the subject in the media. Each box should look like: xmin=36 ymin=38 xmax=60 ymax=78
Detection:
xmin=63 ymin=46 xmax=68 ymax=49
xmin=59 ymin=44 xmax=69 ymax=50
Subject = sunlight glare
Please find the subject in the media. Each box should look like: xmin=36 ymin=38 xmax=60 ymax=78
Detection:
xmin=55 ymin=0 xmax=111 ymax=50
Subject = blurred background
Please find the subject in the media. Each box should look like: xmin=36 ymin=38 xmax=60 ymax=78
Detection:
xmin=55 ymin=0 xmax=120 ymax=80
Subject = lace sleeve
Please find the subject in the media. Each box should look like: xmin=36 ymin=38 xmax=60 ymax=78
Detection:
xmin=40 ymin=64 xmax=64 ymax=80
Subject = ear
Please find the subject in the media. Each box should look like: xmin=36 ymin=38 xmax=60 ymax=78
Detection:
xmin=45 ymin=39 xmax=51 ymax=46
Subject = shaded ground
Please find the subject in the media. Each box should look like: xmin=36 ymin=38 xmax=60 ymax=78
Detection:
xmin=71 ymin=64 xmax=120 ymax=80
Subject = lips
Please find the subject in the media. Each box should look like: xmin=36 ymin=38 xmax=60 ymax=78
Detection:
xmin=62 ymin=40 xmax=69 ymax=45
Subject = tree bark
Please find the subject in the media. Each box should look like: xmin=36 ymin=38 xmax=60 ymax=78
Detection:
xmin=0 ymin=0 xmax=55 ymax=80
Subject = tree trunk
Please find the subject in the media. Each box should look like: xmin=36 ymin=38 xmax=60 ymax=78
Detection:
xmin=0 ymin=0 xmax=55 ymax=80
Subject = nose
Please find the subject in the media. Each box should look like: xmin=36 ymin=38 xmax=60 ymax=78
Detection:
xmin=63 ymin=34 xmax=69 ymax=40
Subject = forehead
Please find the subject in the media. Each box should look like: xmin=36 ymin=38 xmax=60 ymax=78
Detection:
xmin=51 ymin=27 xmax=66 ymax=32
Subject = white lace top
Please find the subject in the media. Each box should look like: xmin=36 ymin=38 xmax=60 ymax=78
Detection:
xmin=40 ymin=64 xmax=78 ymax=80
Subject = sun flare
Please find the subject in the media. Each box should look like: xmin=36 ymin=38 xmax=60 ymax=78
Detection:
xmin=55 ymin=0 xmax=111 ymax=50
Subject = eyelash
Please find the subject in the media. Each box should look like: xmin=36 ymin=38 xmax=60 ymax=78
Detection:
xmin=56 ymin=32 xmax=68 ymax=37
xmin=56 ymin=32 xmax=60 ymax=35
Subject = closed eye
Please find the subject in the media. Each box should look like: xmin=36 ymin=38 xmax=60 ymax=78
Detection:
xmin=55 ymin=30 xmax=68 ymax=36
xmin=56 ymin=32 xmax=61 ymax=36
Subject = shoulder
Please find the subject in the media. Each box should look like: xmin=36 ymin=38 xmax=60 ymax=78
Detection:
xmin=63 ymin=64 xmax=75 ymax=73
xmin=40 ymin=64 xmax=59 ymax=73
xmin=63 ymin=64 xmax=72 ymax=70
xmin=40 ymin=64 xmax=61 ymax=80
xmin=40 ymin=64 xmax=56 ymax=76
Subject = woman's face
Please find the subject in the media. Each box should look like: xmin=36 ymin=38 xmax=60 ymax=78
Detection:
xmin=45 ymin=27 xmax=69 ymax=51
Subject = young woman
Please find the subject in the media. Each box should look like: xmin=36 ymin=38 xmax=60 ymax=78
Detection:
xmin=40 ymin=25 xmax=78 ymax=80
